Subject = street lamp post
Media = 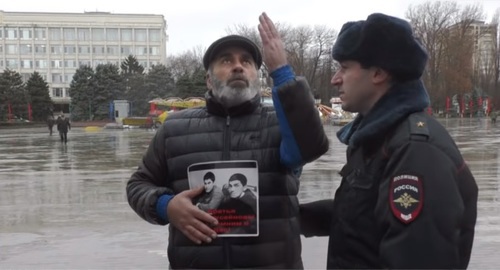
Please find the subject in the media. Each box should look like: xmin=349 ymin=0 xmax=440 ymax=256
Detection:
xmin=87 ymin=75 xmax=92 ymax=121
xmin=126 ymin=78 xmax=131 ymax=116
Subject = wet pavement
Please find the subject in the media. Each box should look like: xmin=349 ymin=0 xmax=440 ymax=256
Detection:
xmin=1 ymin=118 xmax=499 ymax=269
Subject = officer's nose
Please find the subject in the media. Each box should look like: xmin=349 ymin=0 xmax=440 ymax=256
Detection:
xmin=331 ymin=71 xmax=342 ymax=86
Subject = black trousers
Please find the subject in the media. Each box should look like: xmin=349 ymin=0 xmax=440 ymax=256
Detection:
xmin=59 ymin=131 xmax=68 ymax=143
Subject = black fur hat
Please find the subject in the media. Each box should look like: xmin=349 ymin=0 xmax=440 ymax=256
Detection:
xmin=332 ymin=13 xmax=428 ymax=81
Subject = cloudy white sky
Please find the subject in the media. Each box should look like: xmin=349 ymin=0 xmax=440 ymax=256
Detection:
xmin=2 ymin=0 xmax=499 ymax=56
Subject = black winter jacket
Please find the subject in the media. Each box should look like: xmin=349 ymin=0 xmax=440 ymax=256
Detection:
xmin=127 ymin=79 xmax=329 ymax=269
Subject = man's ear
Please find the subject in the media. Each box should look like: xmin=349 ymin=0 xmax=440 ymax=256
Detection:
xmin=205 ymin=73 xmax=213 ymax=90
xmin=372 ymin=67 xmax=391 ymax=85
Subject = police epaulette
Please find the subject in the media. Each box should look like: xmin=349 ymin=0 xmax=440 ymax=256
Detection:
xmin=408 ymin=112 xmax=429 ymax=141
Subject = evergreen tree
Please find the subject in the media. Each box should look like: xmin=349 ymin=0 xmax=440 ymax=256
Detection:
xmin=26 ymin=71 xmax=53 ymax=121
xmin=120 ymin=55 xmax=147 ymax=116
xmin=175 ymin=68 xmax=207 ymax=98
xmin=120 ymin=55 xmax=144 ymax=75
xmin=145 ymin=64 xmax=175 ymax=99
xmin=94 ymin=63 xmax=123 ymax=120
xmin=174 ymin=73 xmax=192 ymax=98
xmin=0 ymin=69 xmax=27 ymax=120
xmin=0 ymin=71 xmax=6 ymax=120
xmin=68 ymin=66 xmax=95 ymax=121
xmin=126 ymin=73 xmax=148 ymax=116
xmin=189 ymin=68 xmax=208 ymax=98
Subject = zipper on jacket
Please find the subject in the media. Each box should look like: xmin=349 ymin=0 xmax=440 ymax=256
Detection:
xmin=222 ymin=115 xmax=231 ymax=160
xmin=223 ymin=114 xmax=231 ymax=268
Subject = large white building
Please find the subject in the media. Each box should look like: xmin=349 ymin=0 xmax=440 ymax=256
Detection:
xmin=0 ymin=11 xmax=168 ymax=110
xmin=469 ymin=20 xmax=498 ymax=75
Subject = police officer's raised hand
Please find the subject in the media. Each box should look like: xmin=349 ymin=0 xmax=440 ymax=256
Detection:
xmin=258 ymin=12 xmax=287 ymax=73
xmin=167 ymin=186 xmax=218 ymax=244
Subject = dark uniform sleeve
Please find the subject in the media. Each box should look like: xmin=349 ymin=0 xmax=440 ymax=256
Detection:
xmin=375 ymin=139 xmax=473 ymax=269
xmin=299 ymin=199 xmax=334 ymax=237
xmin=272 ymin=77 xmax=329 ymax=168
xmin=126 ymin=124 xmax=174 ymax=225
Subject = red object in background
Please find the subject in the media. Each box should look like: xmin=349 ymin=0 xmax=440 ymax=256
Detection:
xmin=427 ymin=107 xmax=432 ymax=115
xmin=446 ymin=96 xmax=451 ymax=112
xmin=28 ymin=103 xmax=32 ymax=121
xmin=486 ymin=97 xmax=491 ymax=115
xmin=469 ymin=99 xmax=473 ymax=116
xmin=149 ymin=109 xmax=164 ymax=116
xmin=149 ymin=103 xmax=157 ymax=114
xmin=478 ymin=96 xmax=483 ymax=106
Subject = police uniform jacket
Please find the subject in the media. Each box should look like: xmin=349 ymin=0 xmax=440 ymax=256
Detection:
xmin=300 ymin=80 xmax=478 ymax=269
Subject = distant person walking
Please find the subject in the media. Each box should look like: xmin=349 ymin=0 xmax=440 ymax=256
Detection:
xmin=57 ymin=114 xmax=71 ymax=144
xmin=491 ymin=110 xmax=497 ymax=124
xmin=47 ymin=114 xmax=55 ymax=136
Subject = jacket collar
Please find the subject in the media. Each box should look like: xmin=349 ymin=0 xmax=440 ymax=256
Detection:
xmin=205 ymin=91 xmax=261 ymax=117
xmin=337 ymin=79 xmax=430 ymax=147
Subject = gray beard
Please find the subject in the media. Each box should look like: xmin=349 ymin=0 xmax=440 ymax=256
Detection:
xmin=210 ymin=75 xmax=260 ymax=108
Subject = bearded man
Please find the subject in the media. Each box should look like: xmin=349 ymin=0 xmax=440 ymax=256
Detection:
xmin=127 ymin=14 xmax=329 ymax=269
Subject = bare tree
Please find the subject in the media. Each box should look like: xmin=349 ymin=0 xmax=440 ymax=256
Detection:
xmin=167 ymin=46 xmax=204 ymax=80
xmin=407 ymin=1 xmax=484 ymax=114
xmin=166 ymin=47 xmax=206 ymax=97
xmin=287 ymin=25 xmax=337 ymax=103
xmin=406 ymin=1 xmax=459 ymax=111
xmin=445 ymin=3 xmax=483 ymax=114
xmin=226 ymin=22 xmax=293 ymax=87
xmin=489 ymin=9 xmax=500 ymax=108
xmin=225 ymin=24 xmax=262 ymax=48
xmin=286 ymin=25 xmax=314 ymax=77
xmin=227 ymin=23 xmax=337 ymax=104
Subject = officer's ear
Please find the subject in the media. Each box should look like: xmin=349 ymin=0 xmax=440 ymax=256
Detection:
xmin=372 ymin=67 xmax=391 ymax=85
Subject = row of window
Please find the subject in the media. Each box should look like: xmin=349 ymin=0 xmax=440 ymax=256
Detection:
xmin=52 ymin=88 xmax=68 ymax=98
xmin=18 ymin=73 xmax=90 ymax=85
xmin=0 ymin=28 xmax=162 ymax=42
xmin=1 ymin=59 xmax=159 ymax=70
xmin=0 ymin=44 xmax=161 ymax=55
xmin=51 ymin=74 xmax=74 ymax=83
xmin=20 ymin=73 xmax=47 ymax=82
xmin=19 ymin=73 xmax=80 ymax=85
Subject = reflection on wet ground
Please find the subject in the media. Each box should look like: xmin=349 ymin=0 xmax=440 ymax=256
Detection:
xmin=1 ymin=118 xmax=499 ymax=269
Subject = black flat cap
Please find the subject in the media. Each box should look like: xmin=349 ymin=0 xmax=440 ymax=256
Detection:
xmin=203 ymin=35 xmax=262 ymax=71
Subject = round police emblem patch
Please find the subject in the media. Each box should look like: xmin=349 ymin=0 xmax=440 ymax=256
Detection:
xmin=389 ymin=174 xmax=423 ymax=224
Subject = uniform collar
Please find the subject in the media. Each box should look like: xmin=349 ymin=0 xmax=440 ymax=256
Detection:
xmin=337 ymin=79 xmax=430 ymax=147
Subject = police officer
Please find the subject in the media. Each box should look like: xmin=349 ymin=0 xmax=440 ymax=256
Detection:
xmin=300 ymin=13 xmax=478 ymax=269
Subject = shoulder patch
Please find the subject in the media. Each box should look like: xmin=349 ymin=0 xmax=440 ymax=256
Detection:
xmin=389 ymin=174 xmax=423 ymax=224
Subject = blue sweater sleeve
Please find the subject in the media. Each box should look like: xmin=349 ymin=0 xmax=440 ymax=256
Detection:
xmin=156 ymin=194 xmax=174 ymax=222
xmin=270 ymin=65 xmax=304 ymax=169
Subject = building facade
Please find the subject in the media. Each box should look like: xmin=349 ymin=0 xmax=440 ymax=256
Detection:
xmin=0 ymin=11 xmax=168 ymax=109
xmin=469 ymin=20 xmax=498 ymax=76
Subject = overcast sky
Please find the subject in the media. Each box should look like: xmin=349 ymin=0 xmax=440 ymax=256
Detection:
xmin=2 ymin=0 xmax=499 ymax=56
